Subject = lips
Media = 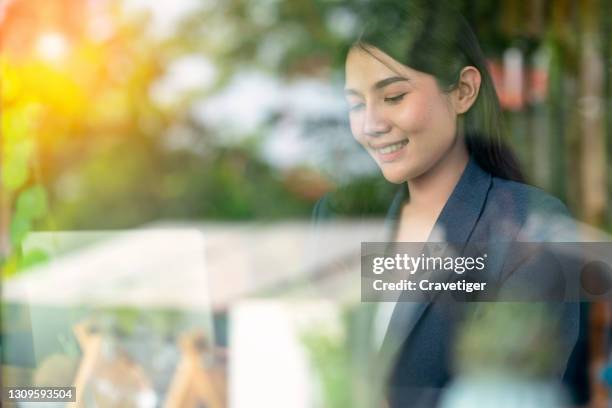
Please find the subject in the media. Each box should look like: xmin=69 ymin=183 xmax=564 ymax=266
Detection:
xmin=375 ymin=140 xmax=408 ymax=154
xmin=370 ymin=139 xmax=408 ymax=162
xmin=370 ymin=139 xmax=409 ymax=162
xmin=370 ymin=139 xmax=409 ymax=150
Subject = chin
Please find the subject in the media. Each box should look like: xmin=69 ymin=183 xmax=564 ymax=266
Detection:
xmin=380 ymin=163 xmax=426 ymax=184
xmin=380 ymin=169 xmax=409 ymax=184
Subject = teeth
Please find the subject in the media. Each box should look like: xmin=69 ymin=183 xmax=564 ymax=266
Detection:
xmin=377 ymin=140 xmax=408 ymax=154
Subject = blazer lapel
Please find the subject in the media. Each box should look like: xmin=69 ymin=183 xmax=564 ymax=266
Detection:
xmin=378 ymin=158 xmax=492 ymax=362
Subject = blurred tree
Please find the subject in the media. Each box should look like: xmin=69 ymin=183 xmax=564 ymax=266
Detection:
xmin=2 ymin=0 xmax=611 ymax=277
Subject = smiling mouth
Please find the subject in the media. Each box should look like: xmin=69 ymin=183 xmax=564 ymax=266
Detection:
xmin=371 ymin=139 xmax=409 ymax=154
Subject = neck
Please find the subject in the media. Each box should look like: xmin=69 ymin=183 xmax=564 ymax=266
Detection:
xmin=406 ymin=141 xmax=469 ymax=210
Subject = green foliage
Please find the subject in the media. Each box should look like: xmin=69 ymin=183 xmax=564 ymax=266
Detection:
xmin=300 ymin=305 xmax=386 ymax=408
xmin=455 ymin=303 xmax=562 ymax=378
xmin=3 ymin=184 xmax=50 ymax=277
xmin=2 ymin=143 xmax=32 ymax=191
xmin=3 ymin=0 xmax=609 ymax=275
xmin=327 ymin=176 xmax=398 ymax=216
xmin=302 ymin=330 xmax=352 ymax=408
xmin=15 ymin=185 xmax=48 ymax=220
xmin=301 ymin=315 xmax=352 ymax=408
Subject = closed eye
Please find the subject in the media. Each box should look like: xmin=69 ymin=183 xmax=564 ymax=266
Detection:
xmin=348 ymin=103 xmax=364 ymax=112
xmin=385 ymin=93 xmax=406 ymax=103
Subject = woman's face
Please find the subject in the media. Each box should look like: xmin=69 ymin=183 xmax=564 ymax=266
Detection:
xmin=344 ymin=45 xmax=462 ymax=184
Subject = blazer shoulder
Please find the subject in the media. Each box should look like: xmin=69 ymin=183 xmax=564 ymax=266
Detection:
xmin=488 ymin=177 xmax=576 ymax=241
xmin=491 ymin=178 xmax=570 ymax=213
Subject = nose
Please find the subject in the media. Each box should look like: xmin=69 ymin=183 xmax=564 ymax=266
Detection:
xmin=362 ymin=104 xmax=391 ymax=136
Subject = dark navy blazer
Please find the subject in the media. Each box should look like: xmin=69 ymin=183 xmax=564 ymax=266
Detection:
xmin=312 ymin=157 xmax=580 ymax=407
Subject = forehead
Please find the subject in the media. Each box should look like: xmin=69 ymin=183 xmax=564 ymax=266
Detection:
xmin=344 ymin=46 xmax=413 ymax=89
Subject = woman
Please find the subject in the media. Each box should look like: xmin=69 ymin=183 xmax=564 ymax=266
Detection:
xmin=312 ymin=1 xmax=580 ymax=407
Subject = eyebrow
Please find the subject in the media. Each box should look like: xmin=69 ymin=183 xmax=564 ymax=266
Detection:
xmin=344 ymin=76 xmax=410 ymax=96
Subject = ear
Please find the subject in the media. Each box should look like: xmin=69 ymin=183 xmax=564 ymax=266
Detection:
xmin=451 ymin=66 xmax=481 ymax=114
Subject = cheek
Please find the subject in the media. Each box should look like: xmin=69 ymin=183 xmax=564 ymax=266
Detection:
xmin=348 ymin=115 xmax=365 ymax=143
xmin=394 ymin=98 xmax=434 ymax=133
xmin=400 ymin=95 xmax=455 ymax=139
xmin=429 ymin=99 xmax=456 ymax=137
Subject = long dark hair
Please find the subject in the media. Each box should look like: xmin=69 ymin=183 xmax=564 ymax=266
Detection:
xmin=352 ymin=0 xmax=525 ymax=183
